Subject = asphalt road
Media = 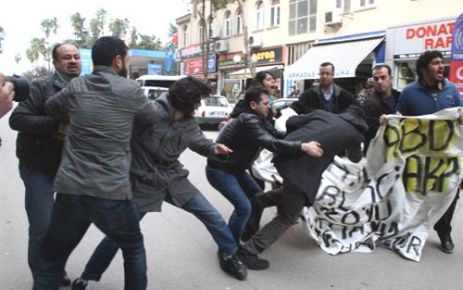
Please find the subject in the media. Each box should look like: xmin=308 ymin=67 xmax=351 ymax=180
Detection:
xmin=1 ymin=109 xmax=462 ymax=290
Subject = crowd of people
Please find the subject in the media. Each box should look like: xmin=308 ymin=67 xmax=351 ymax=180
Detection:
xmin=1 ymin=35 xmax=462 ymax=290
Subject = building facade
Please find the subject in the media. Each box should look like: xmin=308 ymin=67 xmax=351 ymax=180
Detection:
xmin=176 ymin=0 xmax=463 ymax=99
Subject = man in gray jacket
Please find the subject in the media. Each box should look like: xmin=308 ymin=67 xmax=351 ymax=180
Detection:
xmin=71 ymin=77 xmax=246 ymax=290
xmin=36 ymin=37 xmax=159 ymax=290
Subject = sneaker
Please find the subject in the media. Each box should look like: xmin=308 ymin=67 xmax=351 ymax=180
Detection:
xmin=71 ymin=278 xmax=88 ymax=290
xmin=218 ymin=252 xmax=247 ymax=280
xmin=237 ymin=248 xmax=269 ymax=270
xmin=60 ymin=273 xmax=71 ymax=287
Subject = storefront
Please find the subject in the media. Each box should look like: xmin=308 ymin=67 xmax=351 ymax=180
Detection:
xmin=180 ymin=43 xmax=218 ymax=89
xmin=218 ymin=46 xmax=284 ymax=101
xmin=385 ymin=17 xmax=455 ymax=90
xmin=283 ymin=30 xmax=385 ymax=97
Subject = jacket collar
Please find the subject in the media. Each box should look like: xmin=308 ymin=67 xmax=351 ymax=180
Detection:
xmin=51 ymin=70 xmax=76 ymax=90
xmin=92 ymin=65 xmax=119 ymax=76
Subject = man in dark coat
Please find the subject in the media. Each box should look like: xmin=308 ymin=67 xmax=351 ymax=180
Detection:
xmin=239 ymin=106 xmax=367 ymax=267
xmin=290 ymin=62 xmax=356 ymax=115
xmin=9 ymin=43 xmax=81 ymax=286
xmin=362 ymin=64 xmax=400 ymax=153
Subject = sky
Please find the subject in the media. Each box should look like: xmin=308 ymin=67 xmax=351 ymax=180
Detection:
xmin=0 ymin=0 xmax=189 ymax=74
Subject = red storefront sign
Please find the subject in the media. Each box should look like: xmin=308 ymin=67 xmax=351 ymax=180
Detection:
xmin=184 ymin=57 xmax=203 ymax=75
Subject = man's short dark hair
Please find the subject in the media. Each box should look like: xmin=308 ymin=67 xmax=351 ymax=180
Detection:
xmin=320 ymin=62 xmax=335 ymax=73
xmin=244 ymin=86 xmax=269 ymax=107
xmin=416 ymin=50 xmax=443 ymax=80
xmin=168 ymin=76 xmax=211 ymax=113
xmin=92 ymin=36 xmax=128 ymax=67
xmin=373 ymin=64 xmax=392 ymax=76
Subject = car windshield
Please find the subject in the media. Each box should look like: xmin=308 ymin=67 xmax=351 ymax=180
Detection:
xmin=205 ymin=96 xmax=228 ymax=107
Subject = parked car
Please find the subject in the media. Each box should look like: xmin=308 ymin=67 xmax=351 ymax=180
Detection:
xmin=270 ymin=98 xmax=297 ymax=118
xmin=195 ymin=95 xmax=233 ymax=129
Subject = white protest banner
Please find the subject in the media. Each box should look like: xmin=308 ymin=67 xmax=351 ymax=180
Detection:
xmin=306 ymin=107 xmax=463 ymax=261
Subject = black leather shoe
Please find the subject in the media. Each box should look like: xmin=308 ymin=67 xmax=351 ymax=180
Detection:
xmin=71 ymin=278 xmax=88 ymax=290
xmin=236 ymin=248 xmax=269 ymax=270
xmin=439 ymin=234 xmax=454 ymax=254
xmin=218 ymin=252 xmax=247 ymax=280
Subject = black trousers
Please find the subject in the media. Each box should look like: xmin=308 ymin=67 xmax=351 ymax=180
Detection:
xmin=434 ymin=189 xmax=460 ymax=236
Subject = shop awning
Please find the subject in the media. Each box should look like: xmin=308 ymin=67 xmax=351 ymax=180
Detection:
xmin=228 ymin=65 xmax=284 ymax=80
xmin=284 ymin=37 xmax=384 ymax=81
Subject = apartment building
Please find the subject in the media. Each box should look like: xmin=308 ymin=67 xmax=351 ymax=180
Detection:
xmin=176 ymin=0 xmax=463 ymax=98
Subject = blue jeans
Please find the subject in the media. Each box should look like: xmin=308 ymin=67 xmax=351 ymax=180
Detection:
xmin=33 ymin=194 xmax=147 ymax=290
xmin=206 ymin=165 xmax=262 ymax=243
xmin=18 ymin=164 xmax=56 ymax=279
xmin=80 ymin=192 xmax=237 ymax=282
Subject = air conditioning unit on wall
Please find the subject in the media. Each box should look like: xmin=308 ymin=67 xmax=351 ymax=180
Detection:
xmin=215 ymin=40 xmax=229 ymax=53
xmin=248 ymin=35 xmax=263 ymax=48
xmin=325 ymin=10 xmax=342 ymax=26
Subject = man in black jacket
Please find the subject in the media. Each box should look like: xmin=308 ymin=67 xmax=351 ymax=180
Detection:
xmin=206 ymin=86 xmax=323 ymax=270
xmin=362 ymin=64 xmax=400 ymax=153
xmin=290 ymin=62 xmax=356 ymax=115
xmin=9 ymin=43 xmax=81 ymax=286
xmin=239 ymin=106 xmax=367 ymax=269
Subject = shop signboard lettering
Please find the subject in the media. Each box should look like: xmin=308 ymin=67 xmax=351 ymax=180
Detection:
xmin=389 ymin=19 xmax=455 ymax=58
xmin=218 ymin=47 xmax=283 ymax=69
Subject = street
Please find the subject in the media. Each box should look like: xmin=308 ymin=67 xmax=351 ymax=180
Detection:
xmin=1 ymin=110 xmax=463 ymax=290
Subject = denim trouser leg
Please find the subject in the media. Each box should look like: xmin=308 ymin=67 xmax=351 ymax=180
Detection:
xmin=206 ymin=166 xmax=261 ymax=243
xmin=34 ymin=194 xmax=92 ymax=290
xmin=91 ymin=200 xmax=147 ymax=290
xmin=81 ymin=212 xmax=146 ymax=282
xmin=182 ymin=193 xmax=238 ymax=255
xmin=19 ymin=164 xmax=56 ymax=279
xmin=34 ymin=195 xmax=147 ymax=290
xmin=243 ymin=181 xmax=307 ymax=255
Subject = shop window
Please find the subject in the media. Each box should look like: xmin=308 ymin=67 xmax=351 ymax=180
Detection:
xmin=289 ymin=0 xmax=317 ymax=36
xmin=336 ymin=0 xmax=351 ymax=12
xmin=236 ymin=8 xmax=242 ymax=35
xmin=397 ymin=62 xmax=415 ymax=90
xmin=270 ymin=0 xmax=281 ymax=27
xmin=360 ymin=0 xmax=375 ymax=7
xmin=256 ymin=1 xmax=265 ymax=29
xmin=198 ymin=21 xmax=205 ymax=43
xmin=224 ymin=11 xmax=232 ymax=37
xmin=182 ymin=25 xmax=188 ymax=47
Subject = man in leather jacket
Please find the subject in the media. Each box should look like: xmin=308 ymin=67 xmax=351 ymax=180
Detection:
xmin=9 ymin=43 xmax=81 ymax=286
xmin=206 ymin=86 xmax=323 ymax=270
xmin=362 ymin=64 xmax=400 ymax=153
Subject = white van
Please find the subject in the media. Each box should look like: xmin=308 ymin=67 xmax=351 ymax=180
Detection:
xmin=136 ymin=75 xmax=186 ymax=100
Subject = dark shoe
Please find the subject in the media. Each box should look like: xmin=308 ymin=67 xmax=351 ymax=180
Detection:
xmin=60 ymin=273 xmax=71 ymax=287
xmin=71 ymin=278 xmax=88 ymax=290
xmin=237 ymin=248 xmax=269 ymax=270
xmin=439 ymin=234 xmax=454 ymax=254
xmin=218 ymin=252 xmax=247 ymax=280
